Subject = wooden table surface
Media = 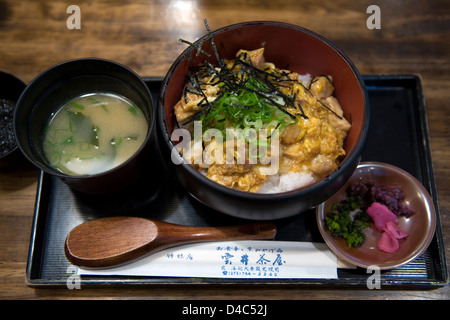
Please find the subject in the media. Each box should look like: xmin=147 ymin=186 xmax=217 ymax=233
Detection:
xmin=0 ymin=0 xmax=448 ymax=300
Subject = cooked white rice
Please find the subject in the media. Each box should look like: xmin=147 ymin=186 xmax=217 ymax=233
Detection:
xmin=257 ymin=171 xmax=316 ymax=193
xmin=297 ymin=73 xmax=312 ymax=87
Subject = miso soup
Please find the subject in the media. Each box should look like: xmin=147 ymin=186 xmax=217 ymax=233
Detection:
xmin=43 ymin=93 xmax=148 ymax=175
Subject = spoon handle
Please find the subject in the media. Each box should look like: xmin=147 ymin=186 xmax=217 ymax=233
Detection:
xmin=155 ymin=221 xmax=277 ymax=246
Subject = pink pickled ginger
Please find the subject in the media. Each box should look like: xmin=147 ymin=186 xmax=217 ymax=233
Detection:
xmin=384 ymin=220 xmax=408 ymax=239
xmin=366 ymin=202 xmax=408 ymax=253
xmin=367 ymin=202 xmax=398 ymax=232
xmin=378 ymin=231 xmax=400 ymax=253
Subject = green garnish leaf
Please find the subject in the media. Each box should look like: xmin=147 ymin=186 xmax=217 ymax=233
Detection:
xmin=91 ymin=125 xmax=100 ymax=147
xmin=325 ymin=196 xmax=371 ymax=247
xmin=66 ymin=109 xmax=87 ymax=133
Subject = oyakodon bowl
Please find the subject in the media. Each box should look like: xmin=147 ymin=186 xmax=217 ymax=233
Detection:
xmin=14 ymin=58 xmax=155 ymax=193
xmin=158 ymin=21 xmax=370 ymax=220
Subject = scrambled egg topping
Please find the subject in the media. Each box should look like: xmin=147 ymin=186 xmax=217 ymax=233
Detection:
xmin=173 ymin=48 xmax=351 ymax=192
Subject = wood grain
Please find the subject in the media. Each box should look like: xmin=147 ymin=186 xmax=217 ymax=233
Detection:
xmin=0 ymin=0 xmax=448 ymax=299
xmin=64 ymin=217 xmax=276 ymax=268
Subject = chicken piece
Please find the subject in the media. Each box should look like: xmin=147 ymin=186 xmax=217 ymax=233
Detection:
xmin=281 ymin=123 xmax=304 ymax=144
xmin=217 ymin=163 xmax=253 ymax=175
xmin=324 ymin=96 xmax=344 ymax=117
xmin=283 ymin=142 xmax=302 ymax=159
xmin=308 ymin=76 xmax=351 ymax=133
xmin=310 ymin=154 xmax=335 ymax=175
xmin=206 ymin=162 xmax=265 ymax=192
xmin=174 ymin=93 xmax=202 ymax=122
xmin=309 ymin=76 xmax=334 ymax=100
xmin=175 ymin=78 xmax=220 ymax=122
xmin=323 ymin=96 xmax=351 ymax=132
xmin=236 ymin=48 xmax=265 ymax=69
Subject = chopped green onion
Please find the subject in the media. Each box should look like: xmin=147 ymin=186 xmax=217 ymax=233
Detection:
xmin=87 ymin=97 xmax=108 ymax=112
xmin=128 ymin=106 xmax=138 ymax=116
xmin=68 ymin=101 xmax=85 ymax=110
xmin=199 ymin=76 xmax=297 ymax=143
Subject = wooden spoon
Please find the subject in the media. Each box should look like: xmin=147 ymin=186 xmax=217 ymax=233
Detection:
xmin=65 ymin=216 xmax=277 ymax=268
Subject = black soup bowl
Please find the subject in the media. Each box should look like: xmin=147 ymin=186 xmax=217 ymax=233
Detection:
xmin=158 ymin=21 xmax=370 ymax=220
xmin=14 ymin=58 xmax=155 ymax=193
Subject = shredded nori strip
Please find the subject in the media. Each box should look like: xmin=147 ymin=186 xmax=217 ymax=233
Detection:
xmin=177 ymin=18 xmax=344 ymax=136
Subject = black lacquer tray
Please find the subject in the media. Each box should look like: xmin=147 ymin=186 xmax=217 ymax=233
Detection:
xmin=25 ymin=75 xmax=448 ymax=288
